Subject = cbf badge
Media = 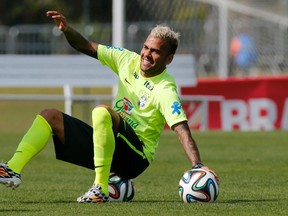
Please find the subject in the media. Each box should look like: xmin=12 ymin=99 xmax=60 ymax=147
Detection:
xmin=123 ymin=97 xmax=134 ymax=115
xmin=138 ymin=95 xmax=148 ymax=108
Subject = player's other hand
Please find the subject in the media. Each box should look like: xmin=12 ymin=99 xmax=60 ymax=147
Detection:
xmin=46 ymin=11 xmax=69 ymax=32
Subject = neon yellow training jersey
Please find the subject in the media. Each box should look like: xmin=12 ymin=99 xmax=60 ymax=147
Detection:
xmin=97 ymin=44 xmax=187 ymax=163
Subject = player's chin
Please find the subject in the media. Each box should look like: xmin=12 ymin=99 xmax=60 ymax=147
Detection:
xmin=140 ymin=66 xmax=153 ymax=75
xmin=140 ymin=64 xmax=151 ymax=72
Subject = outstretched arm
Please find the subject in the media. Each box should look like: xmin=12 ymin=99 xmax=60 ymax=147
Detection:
xmin=46 ymin=11 xmax=98 ymax=58
xmin=172 ymin=121 xmax=202 ymax=166
xmin=172 ymin=121 xmax=219 ymax=182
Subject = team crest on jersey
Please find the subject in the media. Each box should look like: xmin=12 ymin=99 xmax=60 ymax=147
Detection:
xmin=138 ymin=95 xmax=148 ymax=108
xmin=123 ymin=97 xmax=134 ymax=115
xmin=171 ymin=101 xmax=182 ymax=115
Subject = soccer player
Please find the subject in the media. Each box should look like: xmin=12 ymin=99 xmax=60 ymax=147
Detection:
xmin=0 ymin=11 xmax=218 ymax=203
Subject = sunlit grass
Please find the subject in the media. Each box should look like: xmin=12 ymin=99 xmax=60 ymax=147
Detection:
xmin=1 ymin=130 xmax=287 ymax=215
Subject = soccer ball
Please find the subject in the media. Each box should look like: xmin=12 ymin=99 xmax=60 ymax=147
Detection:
xmin=108 ymin=173 xmax=135 ymax=202
xmin=178 ymin=168 xmax=219 ymax=203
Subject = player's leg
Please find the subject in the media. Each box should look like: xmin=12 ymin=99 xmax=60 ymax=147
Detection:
xmin=92 ymin=106 xmax=118 ymax=193
xmin=0 ymin=109 xmax=64 ymax=188
xmin=51 ymin=107 xmax=149 ymax=203
xmin=77 ymin=106 xmax=150 ymax=203
xmin=77 ymin=105 xmax=120 ymax=203
xmin=52 ymin=106 xmax=118 ymax=203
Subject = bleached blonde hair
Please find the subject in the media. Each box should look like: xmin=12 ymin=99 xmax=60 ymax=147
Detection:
xmin=150 ymin=25 xmax=180 ymax=54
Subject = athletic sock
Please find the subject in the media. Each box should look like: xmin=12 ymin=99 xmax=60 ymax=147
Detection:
xmin=92 ymin=107 xmax=115 ymax=195
xmin=7 ymin=115 xmax=52 ymax=174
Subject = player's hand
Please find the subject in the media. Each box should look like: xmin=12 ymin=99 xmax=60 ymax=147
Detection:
xmin=46 ymin=11 xmax=69 ymax=32
xmin=202 ymin=166 xmax=220 ymax=185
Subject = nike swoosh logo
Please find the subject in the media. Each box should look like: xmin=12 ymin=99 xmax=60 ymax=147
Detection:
xmin=125 ymin=77 xmax=132 ymax=85
xmin=95 ymin=165 xmax=104 ymax=169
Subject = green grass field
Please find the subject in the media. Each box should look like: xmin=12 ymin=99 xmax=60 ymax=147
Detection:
xmin=1 ymin=129 xmax=288 ymax=216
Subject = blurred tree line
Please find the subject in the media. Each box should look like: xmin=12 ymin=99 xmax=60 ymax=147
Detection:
xmin=0 ymin=0 xmax=112 ymax=25
xmin=0 ymin=0 xmax=208 ymax=26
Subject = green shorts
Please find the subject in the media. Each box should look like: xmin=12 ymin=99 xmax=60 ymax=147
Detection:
xmin=53 ymin=113 xmax=149 ymax=179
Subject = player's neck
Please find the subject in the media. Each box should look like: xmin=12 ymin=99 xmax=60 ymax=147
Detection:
xmin=140 ymin=69 xmax=165 ymax=78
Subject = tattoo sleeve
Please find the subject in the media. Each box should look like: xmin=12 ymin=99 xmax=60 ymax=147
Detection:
xmin=63 ymin=27 xmax=98 ymax=58
xmin=173 ymin=121 xmax=202 ymax=166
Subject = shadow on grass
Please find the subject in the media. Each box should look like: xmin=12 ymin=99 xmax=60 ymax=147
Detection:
xmin=219 ymin=198 xmax=279 ymax=204
xmin=0 ymin=200 xmax=75 ymax=205
xmin=19 ymin=200 xmax=75 ymax=204
xmin=129 ymin=200 xmax=184 ymax=203
xmin=20 ymin=200 xmax=182 ymax=204
xmin=131 ymin=198 xmax=280 ymax=204
xmin=1 ymin=198 xmax=280 ymax=205
xmin=0 ymin=209 xmax=40 ymax=212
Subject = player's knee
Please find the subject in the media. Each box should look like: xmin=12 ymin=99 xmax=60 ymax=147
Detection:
xmin=40 ymin=109 xmax=62 ymax=126
xmin=92 ymin=106 xmax=112 ymax=126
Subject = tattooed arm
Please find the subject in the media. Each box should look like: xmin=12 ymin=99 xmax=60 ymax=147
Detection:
xmin=172 ymin=121 xmax=202 ymax=167
xmin=47 ymin=11 xmax=98 ymax=58
xmin=173 ymin=121 xmax=219 ymax=182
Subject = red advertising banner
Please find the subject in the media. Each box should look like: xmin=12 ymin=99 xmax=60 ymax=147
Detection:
xmin=181 ymin=76 xmax=288 ymax=131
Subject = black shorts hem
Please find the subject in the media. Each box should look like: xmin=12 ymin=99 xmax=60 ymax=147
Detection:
xmin=53 ymin=113 xmax=149 ymax=179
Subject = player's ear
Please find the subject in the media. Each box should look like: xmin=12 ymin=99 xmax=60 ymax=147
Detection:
xmin=165 ymin=54 xmax=174 ymax=65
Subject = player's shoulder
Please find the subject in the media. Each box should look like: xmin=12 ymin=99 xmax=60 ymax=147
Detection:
xmin=154 ymin=71 xmax=177 ymax=89
xmin=152 ymin=75 xmax=179 ymax=102
xmin=100 ymin=45 xmax=138 ymax=56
